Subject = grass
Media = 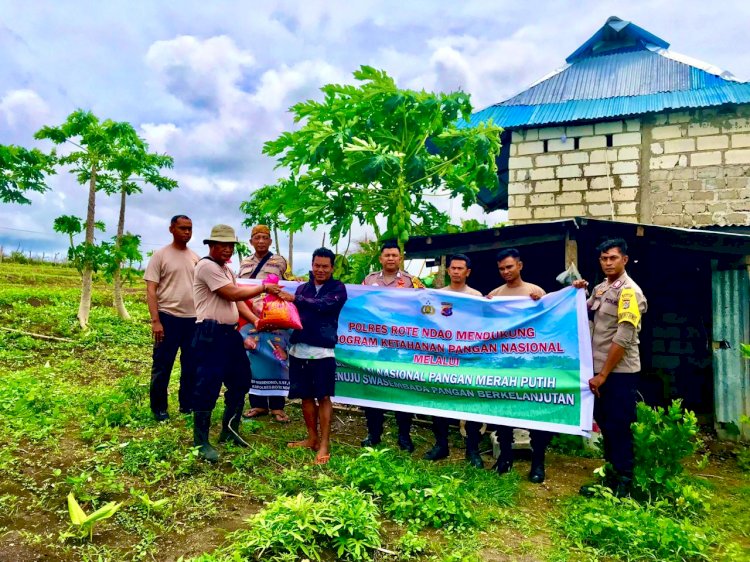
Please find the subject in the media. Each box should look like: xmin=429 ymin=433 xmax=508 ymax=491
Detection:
xmin=0 ymin=261 xmax=748 ymax=560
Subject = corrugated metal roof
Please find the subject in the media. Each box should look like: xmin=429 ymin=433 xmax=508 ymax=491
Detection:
xmin=468 ymin=83 xmax=750 ymax=129
xmin=468 ymin=17 xmax=750 ymax=129
xmin=712 ymin=269 xmax=750 ymax=433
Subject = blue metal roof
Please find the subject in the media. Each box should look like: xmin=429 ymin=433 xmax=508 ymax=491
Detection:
xmin=469 ymin=17 xmax=750 ymax=130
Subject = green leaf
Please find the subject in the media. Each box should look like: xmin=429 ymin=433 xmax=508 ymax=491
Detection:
xmin=67 ymin=492 xmax=87 ymax=526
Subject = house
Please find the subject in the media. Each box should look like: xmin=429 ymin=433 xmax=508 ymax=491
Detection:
xmin=469 ymin=16 xmax=750 ymax=230
xmin=407 ymin=17 xmax=750 ymax=438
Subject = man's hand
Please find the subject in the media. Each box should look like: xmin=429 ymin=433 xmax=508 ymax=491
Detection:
xmin=264 ymin=283 xmax=281 ymax=295
xmin=277 ymin=291 xmax=295 ymax=302
xmin=529 ymin=290 xmax=544 ymax=301
xmin=152 ymin=320 xmax=164 ymax=344
xmin=572 ymin=279 xmax=589 ymax=289
xmin=588 ymin=373 xmax=608 ymax=398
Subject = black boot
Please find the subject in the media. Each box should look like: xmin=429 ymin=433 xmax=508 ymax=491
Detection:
xmin=466 ymin=449 xmax=484 ymax=468
xmin=219 ymin=402 xmax=250 ymax=448
xmin=397 ymin=432 xmax=414 ymax=453
xmin=423 ymin=443 xmax=449 ymax=461
xmin=529 ymin=448 xmax=545 ymax=483
xmin=361 ymin=434 xmax=382 ymax=447
xmin=492 ymin=456 xmax=513 ymax=475
xmin=193 ymin=411 xmax=219 ymax=463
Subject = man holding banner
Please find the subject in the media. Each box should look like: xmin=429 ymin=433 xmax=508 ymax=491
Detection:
xmin=574 ymin=238 xmax=647 ymax=496
xmin=279 ymin=248 xmax=347 ymax=465
xmin=423 ymin=254 xmax=484 ymax=468
xmin=488 ymin=248 xmax=553 ymax=483
xmin=360 ymin=241 xmax=423 ymax=453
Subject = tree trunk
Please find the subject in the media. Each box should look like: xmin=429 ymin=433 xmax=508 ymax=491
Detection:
xmin=434 ymin=255 xmax=447 ymax=288
xmin=78 ymin=165 xmax=97 ymax=329
xmin=273 ymin=226 xmax=280 ymax=256
xmin=288 ymin=231 xmax=294 ymax=275
xmin=113 ymin=185 xmax=130 ymax=320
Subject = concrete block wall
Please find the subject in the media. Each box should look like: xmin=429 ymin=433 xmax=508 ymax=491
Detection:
xmin=505 ymin=104 xmax=750 ymax=228
xmin=507 ymin=119 xmax=642 ymax=223
xmin=645 ymin=107 xmax=750 ymax=227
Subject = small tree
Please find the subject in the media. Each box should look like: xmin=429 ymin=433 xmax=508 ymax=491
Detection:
xmin=240 ymin=179 xmax=296 ymax=273
xmin=52 ymin=215 xmax=105 ymax=269
xmin=260 ymin=66 xmax=503 ymax=250
xmin=35 ymin=110 xmax=135 ymax=328
xmin=106 ymin=137 xmax=176 ymax=320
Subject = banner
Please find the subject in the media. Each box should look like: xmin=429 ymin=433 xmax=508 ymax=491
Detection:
xmin=238 ymin=280 xmax=594 ymax=436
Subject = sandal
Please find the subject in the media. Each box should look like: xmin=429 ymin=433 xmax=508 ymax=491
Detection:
xmin=314 ymin=453 xmax=331 ymax=465
xmin=242 ymin=407 xmax=268 ymax=419
xmin=270 ymin=409 xmax=290 ymax=423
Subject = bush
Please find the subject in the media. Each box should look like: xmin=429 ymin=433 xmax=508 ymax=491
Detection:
xmin=344 ymin=447 xmax=477 ymax=530
xmin=631 ymin=400 xmax=707 ymax=516
xmin=225 ymin=487 xmax=381 ymax=561
xmin=558 ymin=493 xmax=716 ymax=561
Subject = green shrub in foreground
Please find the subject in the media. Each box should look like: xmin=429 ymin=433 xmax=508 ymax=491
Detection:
xmin=224 ymin=487 xmax=381 ymax=561
xmin=558 ymin=493 xmax=716 ymax=561
xmin=344 ymin=447 xmax=477 ymax=530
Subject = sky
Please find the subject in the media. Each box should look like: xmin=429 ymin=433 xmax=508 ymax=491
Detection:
xmin=2 ymin=0 xmax=750 ymax=270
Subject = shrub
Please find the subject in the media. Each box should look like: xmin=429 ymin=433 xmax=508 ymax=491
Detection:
xmin=558 ymin=493 xmax=716 ymax=562
xmin=344 ymin=448 xmax=477 ymax=530
xmin=226 ymin=487 xmax=381 ymax=561
xmin=631 ymin=400 xmax=707 ymax=516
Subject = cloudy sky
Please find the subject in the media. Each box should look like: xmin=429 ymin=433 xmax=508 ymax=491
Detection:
xmin=2 ymin=0 xmax=749 ymax=270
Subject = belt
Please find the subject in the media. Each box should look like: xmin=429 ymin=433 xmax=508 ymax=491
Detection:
xmin=198 ymin=320 xmax=238 ymax=330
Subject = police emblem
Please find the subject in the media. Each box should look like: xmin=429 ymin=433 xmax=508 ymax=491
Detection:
xmin=421 ymin=300 xmax=436 ymax=315
xmin=440 ymin=302 xmax=453 ymax=317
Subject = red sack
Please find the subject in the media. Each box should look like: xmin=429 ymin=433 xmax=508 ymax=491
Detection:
xmin=256 ymin=294 xmax=303 ymax=331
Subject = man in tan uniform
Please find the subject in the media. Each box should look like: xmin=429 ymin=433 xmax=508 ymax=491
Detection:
xmin=573 ymin=238 xmax=647 ymax=496
xmin=239 ymin=224 xmax=291 ymax=422
xmin=361 ymin=241 xmax=423 ymax=453
xmin=191 ymin=225 xmax=280 ymax=462
xmin=424 ymin=254 xmax=484 ymax=467
xmin=487 ymin=248 xmax=552 ymax=483
xmin=144 ymin=215 xmax=200 ymax=421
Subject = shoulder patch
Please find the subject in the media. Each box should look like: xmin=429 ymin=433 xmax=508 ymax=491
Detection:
xmin=617 ymin=287 xmax=641 ymax=327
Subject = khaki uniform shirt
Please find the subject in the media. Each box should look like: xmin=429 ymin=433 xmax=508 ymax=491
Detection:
xmin=487 ymin=281 xmax=545 ymax=298
xmin=362 ymin=270 xmax=424 ymax=288
xmin=587 ymin=272 xmax=647 ymax=373
xmin=193 ymin=259 xmax=239 ymax=325
xmin=440 ymin=284 xmax=483 ymax=296
xmin=238 ymin=253 xmax=288 ymax=280
xmin=143 ymin=245 xmax=200 ymax=317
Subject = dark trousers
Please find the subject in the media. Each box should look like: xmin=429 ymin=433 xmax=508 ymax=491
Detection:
xmin=431 ymin=417 xmax=482 ymax=452
xmin=364 ymin=408 xmax=412 ymax=439
xmin=150 ymin=312 xmax=197 ymax=413
xmin=495 ymin=426 xmax=553 ymax=461
xmin=249 ymin=394 xmax=285 ymax=410
xmin=192 ymin=322 xmax=251 ymax=413
xmin=594 ymin=372 xmax=640 ymax=478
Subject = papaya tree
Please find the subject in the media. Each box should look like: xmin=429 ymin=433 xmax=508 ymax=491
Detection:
xmin=0 ymin=144 xmax=56 ymax=204
xmin=106 ymin=137 xmax=177 ymax=320
xmin=259 ymin=66 xmax=503 ymax=251
xmin=52 ymin=214 xmax=105 ymax=268
xmin=34 ymin=110 xmax=132 ymax=328
xmin=239 ymin=179 xmax=296 ymax=273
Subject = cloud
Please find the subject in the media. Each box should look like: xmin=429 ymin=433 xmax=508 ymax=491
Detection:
xmin=146 ymin=35 xmax=255 ymax=113
xmin=0 ymin=88 xmax=51 ymax=133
